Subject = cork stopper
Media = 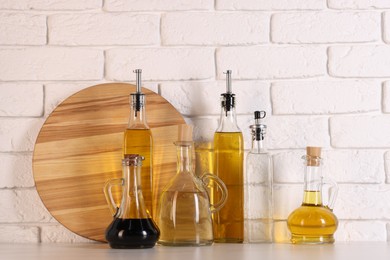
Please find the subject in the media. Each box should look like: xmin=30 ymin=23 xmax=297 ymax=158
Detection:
xmin=123 ymin=154 xmax=144 ymax=166
xmin=177 ymin=124 xmax=193 ymax=142
xmin=306 ymin=146 xmax=321 ymax=166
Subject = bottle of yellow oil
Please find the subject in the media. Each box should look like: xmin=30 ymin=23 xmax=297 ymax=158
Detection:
xmin=212 ymin=70 xmax=244 ymax=243
xmin=123 ymin=69 xmax=153 ymax=216
xmin=287 ymin=147 xmax=338 ymax=244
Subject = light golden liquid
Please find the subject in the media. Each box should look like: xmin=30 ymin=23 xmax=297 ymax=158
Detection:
xmin=124 ymin=129 xmax=153 ymax=216
xmin=157 ymin=191 xmax=213 ymax=246
xmin=287 ymin=191 xmax=338 ymax=244
xmin=212 ymin=132 xmax=244 ymax=243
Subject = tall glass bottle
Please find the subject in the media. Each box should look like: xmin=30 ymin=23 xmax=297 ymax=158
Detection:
xmin=287 ymin=147 xmax=338 ymax=244
xmin=123 ymin=69 xmax=153 ymax=216
xmin=212 ymin=70 xmax=244 ymax=243
xmin=104 ymin=155 xmax=160 ymax=249
xmin=245 ymin=111 xmax=273 ymax=243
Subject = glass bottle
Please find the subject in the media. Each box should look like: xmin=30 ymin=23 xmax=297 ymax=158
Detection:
xmin=123 ymin=69 xmax=153 ymax=216
xmin=245 ymin=111 xmax=273 ymax=243
xmin=287 ymin=147 xmax=338 ymax=244
xmin=104 ymin=154 xmax=160 ymax=249
xmin=212 ymin=70 xmax=244 ymax=243
xmin=157 ymin=124 xmax=227 ymax=246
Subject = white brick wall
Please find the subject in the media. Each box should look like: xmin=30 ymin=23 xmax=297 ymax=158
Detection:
xmin=104 ymin=0 xmax=213 ymax=11
xmin=329 ymin=45 xmax=390 ymax=77
xmin=0 ymin=153 xmax=35 ymax=188
xmin=216 ymin=0 xmax=326 ymax=10
xmin=1 ymin=0 xmax=390 ymax=243
xmin=328 ymin=0 xmax=390 ymax=9
xmin=272 ymin=80 xmax=381 ymax=114
xmin=385 ymin=151 xmax=390 ymax=183
xmin=49 ymin=14 xmax=160 ymax=46
xmin=0 ymin=226 xmax=39 ymax=243
xmin=273 ymin=150 xmax=385 ymax=184
xmin=161 ymin=13 xmax=269 ymax=45
xmin=106 ymin=48 xmax=214 ymax=81
xmin=217 ymin=46 xmax=326 ymax=79
xmin=330 ymin=115 xmax=390 ymax=147
xmin=0 ymin=48 xmax=103 ymax=80
xmin=0 ymin=84 xmax=43 ymax=117
xmin=272 ymin=12 xmax=380 ymax=43
xmin=0 ymin=190 xmax=52 ymax=223
xmin=41 ymin=225 xmax=92 ymax=243
xmin=160 ymin=81 xmax=270 ymax=116
xmin=0 ymin=0 xmax=101 ymax=10
xmin=0 ymin=13 xmax=46 ymax=45
xmin=0 ymin=118 xmax=44 ymax=152
xmin=384 ymin=82 xmax=390 ymax=112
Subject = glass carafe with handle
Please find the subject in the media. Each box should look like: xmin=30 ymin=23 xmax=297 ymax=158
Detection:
xmin=287 ymin=147 xmax=338 ymax=244
xmin=104 ymin=154 xmax=160 ymax=249
xmin=157 ymin=124 xmax=228 ymax=246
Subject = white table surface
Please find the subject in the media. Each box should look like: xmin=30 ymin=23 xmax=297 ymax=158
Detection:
xmin=2 ymin=242 xmax=390 ymax=260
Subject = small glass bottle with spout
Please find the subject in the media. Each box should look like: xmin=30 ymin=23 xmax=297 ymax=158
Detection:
xmin=123 ymin=69 xmax=153 ymax=216
xmin=287 ymin=147 xmax=338 ymax=244
xmin=157 ymin=124 xmax=228 ymax=246
xmin=104 ymin=155 xmax=160 ymax=249
xmin=213 ymin=70 xmax=244 ymax=243
xmin=245 ymin=111 xmax=273 ymax=243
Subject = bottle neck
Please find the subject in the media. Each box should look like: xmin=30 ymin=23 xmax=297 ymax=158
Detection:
xmin=250 ymin=139 xmax=263 ymax=153
xmin=175 ymin=142 xmax=193 ymax=174
xmin=250 ymin=133 xmax=267 ymax=154
xmin=118 ymin=162 xmax=149 ymax=219
xmin=302 ymin=161 xmax=323 ymax=206
xmin=216 ymin=95 xmax=240 ymax=132
xmin=128 ymin=94 xmax=149 ymax=129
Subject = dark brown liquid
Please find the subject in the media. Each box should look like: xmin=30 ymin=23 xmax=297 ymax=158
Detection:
xmin=105 ymin=218 xmax=160 ymax=249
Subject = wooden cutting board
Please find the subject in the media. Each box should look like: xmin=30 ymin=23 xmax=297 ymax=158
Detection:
xmin=32 ymin=83 xmax=185 ymax=242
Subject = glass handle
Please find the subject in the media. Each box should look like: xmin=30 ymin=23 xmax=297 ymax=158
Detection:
xmin=201 ymin=173 xmax=228 ymax=213
xmin=103 ymin=178 xmax=124 ymax=216
xmin=322 ymin=177 xmax=338 ymax=211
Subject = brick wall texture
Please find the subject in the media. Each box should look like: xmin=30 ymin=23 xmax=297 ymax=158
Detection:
xmin=1 ymin=0 xmax=390 ymax=243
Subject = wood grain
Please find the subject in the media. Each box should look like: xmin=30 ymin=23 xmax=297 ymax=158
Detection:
xmin=33 ymin=83 xmax=185 ymax=242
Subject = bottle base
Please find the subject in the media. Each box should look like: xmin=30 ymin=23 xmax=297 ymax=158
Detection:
xmin=158 ymin=240 xmax=213 ymax=247
xmin=214 ymin=238 xmax=243 ymax=243
xmin=108 ymin=243 xmax=156 ymax=249
xmin=290 ymin=234 xmax=335 ymax=244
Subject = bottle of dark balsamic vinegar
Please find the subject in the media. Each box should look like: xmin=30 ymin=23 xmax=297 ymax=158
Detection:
xmin=104 ymin=155 xmax=160 ymax=249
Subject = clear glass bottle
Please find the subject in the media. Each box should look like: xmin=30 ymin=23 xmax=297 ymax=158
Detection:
xmin=157 ymin=125 xmax=227 ymax=246
xmin=287 ymin=147 xmax=338 ymax=244
xmin=212 ymin=70 xmax=244 ymax=243
xmin=123 ymin=69 xmax=153 ymax=216
xmin=104 ymin=155 xmax=160 ymax=249
xmin=245 ymin=111 xmax=273 ymax=243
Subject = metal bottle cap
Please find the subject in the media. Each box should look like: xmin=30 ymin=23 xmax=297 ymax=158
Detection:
xmin=221 ymin=70 xmax=235 ymax=114
xmin=250 ymin=111 xmax=267 ymax=141
xmin=131 ymin=69 xmax=145 ymax=113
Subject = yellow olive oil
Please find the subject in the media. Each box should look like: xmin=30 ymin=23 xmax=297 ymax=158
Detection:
xmin=287 ymin=191 xmax=338 ymax=244
xmin=212 ymin=131 xmax=244 ymax=243
xmin=124 ymin=128 xmax=153 ymax=215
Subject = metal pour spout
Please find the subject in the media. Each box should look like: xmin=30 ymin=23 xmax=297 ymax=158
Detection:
xmin=132 ymin=69 xmax=144 ymax=115
xmin=221 ymin=70 xmax=235 ymax=116
xmin=251 ymin=111 xmax=267 ymax=141
xmin=224 ymin=70 xmax=232 ymax=94
xmin=134 ymin=69 xmax=142 ymax=94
